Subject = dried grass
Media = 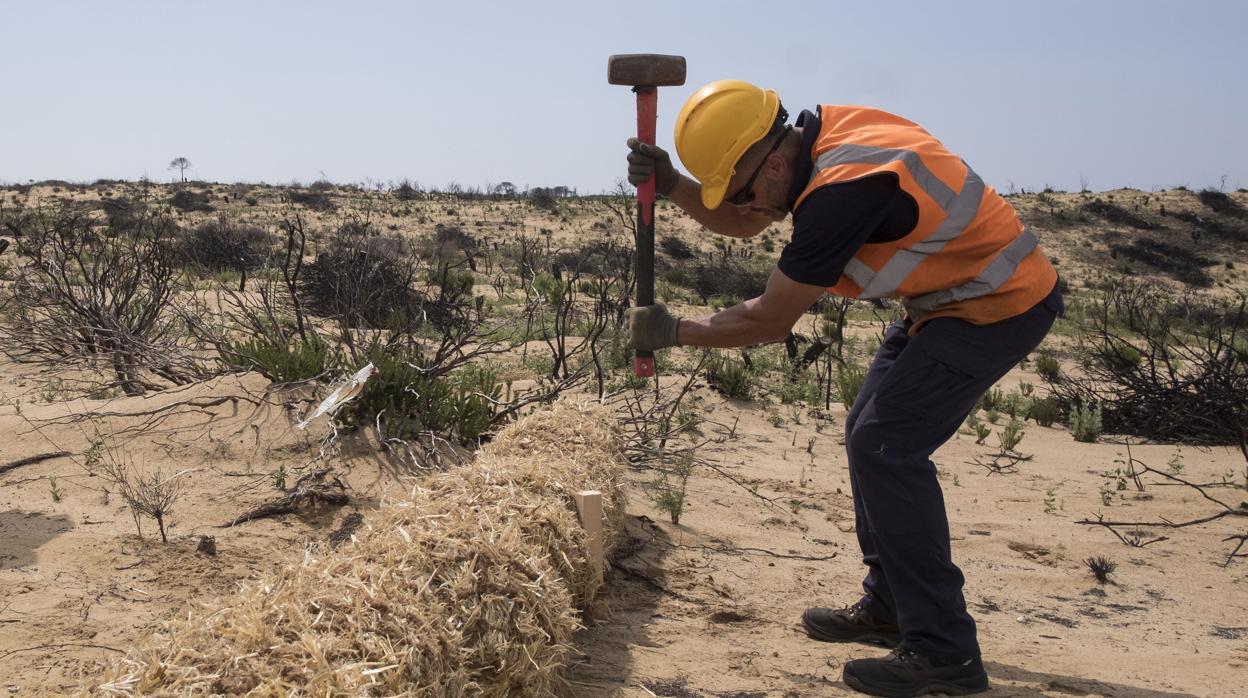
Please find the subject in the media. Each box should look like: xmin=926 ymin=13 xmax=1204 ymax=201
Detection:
xmin=91 ymin=400 xmax=624 ymax=697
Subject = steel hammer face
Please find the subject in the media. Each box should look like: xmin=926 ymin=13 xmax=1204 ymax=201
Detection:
xmin=607 ymin=54 xmax=687 ymax=87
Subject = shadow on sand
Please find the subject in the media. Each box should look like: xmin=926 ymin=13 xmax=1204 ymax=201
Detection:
xmin=0 ymin=510 xmax=74 ymax=570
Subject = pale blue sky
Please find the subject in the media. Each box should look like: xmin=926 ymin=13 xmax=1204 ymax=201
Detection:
xmin=2 ymin=1 xmax=1245 ymax=193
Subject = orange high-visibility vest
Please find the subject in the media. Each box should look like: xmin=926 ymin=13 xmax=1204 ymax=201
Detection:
xmin=795 ymin=105 xmax=1057 ymax=329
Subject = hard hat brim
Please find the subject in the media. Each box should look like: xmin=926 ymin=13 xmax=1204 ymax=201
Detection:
xmin=700 ymin=179 xmax=729 ymax=210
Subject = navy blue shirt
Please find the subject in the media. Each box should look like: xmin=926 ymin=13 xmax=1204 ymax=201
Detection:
xmin=777 ymin=108 xmax=919 ymax=288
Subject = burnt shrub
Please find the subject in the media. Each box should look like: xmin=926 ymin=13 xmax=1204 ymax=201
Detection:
xmin=529 ymin=187 xmax=558 ymax=212
xmin=394 ymin=179 xmax=420 ymax=201
xmin=1108 ymin=239 xmax=1213 ymax=287
xmin=181 ymin=218 xmax=272 ymax=276
xmin=170 ymin=188 xmax=213 ymax=213
xmin=684 ymin=257 xmax=770 ymax=303
xmin=299 ymin=221 xmax=430 ymax=329
xmin=99 ymin=197 xmax=140 ymax=230
xmin=288 ymin=189 xmax=336 ymax=212
xmin=431 ymin=223 xmax=480 ymax=270
xmin=660 ymin=235 xmax=695 ymax=260
xmin=1197 ymin=188 xmax=1247 ymax=219
xmin=1049 ymin=277 xmax=1248 ymax=453
xmin=1082 ymin=199 xmax=1159 ymax=230
xmin=1169 ymin=210 xmax=1247 ymax=244
xmin=553 ymin=239 xmax=633 ymax=280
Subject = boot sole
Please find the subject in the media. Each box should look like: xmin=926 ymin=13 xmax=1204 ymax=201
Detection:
xmin=801 ymin=615 xmax=902 ymax=647
xmin=842 ymin=666 xmax=989 ymax=697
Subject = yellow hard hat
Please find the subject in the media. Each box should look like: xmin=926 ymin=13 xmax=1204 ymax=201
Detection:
xmin=674 ymin=79 xmax=781 ymax=209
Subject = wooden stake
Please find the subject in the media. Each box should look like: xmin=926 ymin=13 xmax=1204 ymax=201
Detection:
xmin=574 ymin=490 xmax=604 ymax=588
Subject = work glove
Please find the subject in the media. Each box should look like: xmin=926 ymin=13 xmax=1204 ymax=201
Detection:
xmin=624 ymin=303 xmax=683 ymax=351
xmin=626 ymin=138 xmax=678 ymax=197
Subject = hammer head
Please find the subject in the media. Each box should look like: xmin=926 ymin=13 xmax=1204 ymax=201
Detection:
xmin=607 ymin=54 xmax=686 ymax=87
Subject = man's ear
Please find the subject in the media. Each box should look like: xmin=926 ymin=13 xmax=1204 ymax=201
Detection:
xmin=765 ymin=151 xmax=787 ymax=176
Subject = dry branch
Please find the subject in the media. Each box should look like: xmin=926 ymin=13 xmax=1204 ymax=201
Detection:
xmin=218 ymin=467 xmax=349 ymax=527
xmin=0 ymin=451 xmax=70 ymax=476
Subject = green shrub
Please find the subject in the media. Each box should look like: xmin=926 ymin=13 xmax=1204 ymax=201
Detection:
xmin=707 ymin=352 xmax=754 ymax=401
xmin=835 ymin=362 xmax=866 ymax=409
xmin=1029 ymin=397 xmax=1060 ymax=427
xmin=998 ymin=419 xmax=1026 ymax=452
xmin=777 ymin=370 xmax=820 ymax=405
xmin=646 ymin=454 xmax=695 ymax=524
xmin=1002 ymin=391 xmax=1025 ymax=418
xmin=1102 ymin=342 xmax=1143 ymax=370
xmin=979 ymin=386 xmax=1004 ymax=411
xmin=336 ymin=343 xmax=500 ymax=444
xmin=223 ymin=335 xmax=335 ymax=383
xmin=1036 ymin=353 xmax=1062 ymax=382
xmin=1069 ymin=402 xmax=1103 ymax=443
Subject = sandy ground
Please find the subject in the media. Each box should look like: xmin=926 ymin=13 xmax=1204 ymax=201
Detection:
xmin=2 ymin=185 xmax=1246 ymax=696
xmin=569 ymin=369 xmax=1248 ymax=697
xmin=3 ymin=358 xmax=1245 ymax=696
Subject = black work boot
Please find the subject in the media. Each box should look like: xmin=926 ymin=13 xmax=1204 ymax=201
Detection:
xmin=801 ymin=601 xmax=902 ymax=646
xmin=842 ymin=648 xmax=988 ymax=697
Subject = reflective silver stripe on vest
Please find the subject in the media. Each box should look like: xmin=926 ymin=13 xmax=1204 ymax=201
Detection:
xmin=812 ymin=146 xmax=984 ymax=298
xmin=906 ymin=226 xmax=1039 ymax=313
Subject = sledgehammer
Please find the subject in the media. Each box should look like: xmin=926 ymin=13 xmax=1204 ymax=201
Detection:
xmin=608 ymin=53 xmax=686 ymax=377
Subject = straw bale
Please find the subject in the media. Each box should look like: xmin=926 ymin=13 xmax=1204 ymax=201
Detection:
xmin=91 ymin=400 xmax=624 ymax=697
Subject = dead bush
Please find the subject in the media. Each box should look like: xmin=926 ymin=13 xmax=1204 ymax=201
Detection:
xmin=288 ymin=188 xmax=336 ymax=212
xmin=181 ymin=217 xmax=272 ymax=289
xmin=170 ymin=188 xmax=213 ymax=213
xmin=1108 ymin=238 xmax=1214 ymax=287
xmin=1197 ymin=188 xmax=1247 ymax=219
xmin=1049 ymin=278 xmax=1248 ymax=462
xmin=299 ymin=220 xmax=428 ymax=330
xmin=1082 ymin=198 xmax=1159 ymax=230
xmin=1 ymin=202 xmax=205 ymax=394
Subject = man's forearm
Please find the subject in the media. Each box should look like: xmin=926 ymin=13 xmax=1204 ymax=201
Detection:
xmin=678 ymin=298 xmax=790 ymax=348
xmin=666 ymin=175 xmax=770 ymax=239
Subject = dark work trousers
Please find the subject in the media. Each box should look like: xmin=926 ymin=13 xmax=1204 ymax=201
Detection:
xmin=845 ymin=286 xmax=1062 ymax=663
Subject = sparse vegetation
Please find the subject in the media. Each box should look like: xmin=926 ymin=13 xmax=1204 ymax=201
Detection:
xmin=1085 ymin=555 xmax=1117 ymax=584
xmin=707 ymin=352 xmax=755 ymax=401
xmin=1070 ymin=402 xmax=1104 ymax=443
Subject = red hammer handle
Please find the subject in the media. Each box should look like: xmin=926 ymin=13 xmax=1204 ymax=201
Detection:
xmin=635 ymin=88 xmax=657 ymax=227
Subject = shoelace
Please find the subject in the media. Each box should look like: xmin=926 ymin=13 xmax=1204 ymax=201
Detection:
xmin=886 ymin=648 xmax=922 ymax=666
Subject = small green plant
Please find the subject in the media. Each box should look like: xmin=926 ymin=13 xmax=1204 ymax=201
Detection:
xmin=835 ymin=362 xmax=866 ymax=409
xmin=647 ymin=454 xmax=695 ymax=524
xmin=83 ymin=438 xmax=105 ymax=470
xmin=986 ymin=408 xmax=1001 ymax=425
xmin=975 ymin=423 xmax=991 ymax=445
xmin=1018 ymin=380 xmax=1035 ymax=397
xmin=1103 ymin=342 xmax=1143 ymax=370
xmin=998 ymin=419 xmax=1026 ymax=453
xmin=707 ymin=352 xmax=755 ymax=401
xmin=271 ymin=464 xmax=287 ymax=491
xmin=48 ymin=475 xmax=62 ymax=502
xmin=1002 ymin=391 xmax=1025 ymax=419
xmin=1069 ymin=402 xmax=1104 ymax=443
xmin=980 ymin=387 xmax=1005 ymax=411
xmin=675 ymin=408 xmax=703 ymax=436
xmin=776 ymin=369 xmax=820 ymax=404
xmin=768 ymin=412 xmax=784 ymax=428
xmin=1043 ymin=487 xmax=1057 ymax=514
xmin=1036 ymin=353 xmax=1062 ymax=382
xmin=1029 ymin=397 xmax=1059 ymax=427
xmin=1099 ymin=481 xmax=1115 ymax=506
xmin=1167 ymin=451 xmax=1185 ymax=475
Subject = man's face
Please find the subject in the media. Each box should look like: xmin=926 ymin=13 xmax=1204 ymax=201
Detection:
xmin=723 ymin=130 xmax=789 ymax=221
